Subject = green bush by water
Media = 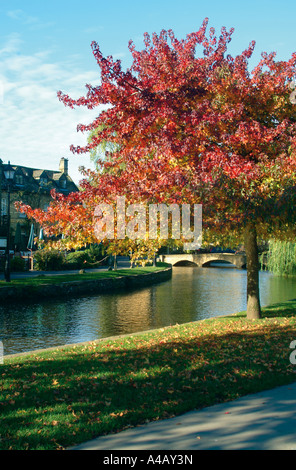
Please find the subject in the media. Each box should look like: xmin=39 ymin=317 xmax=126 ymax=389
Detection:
xmin=266 ymin=240 xmax=296 ymax=276
xmin=33 ymin=246 xmax=108 ymax=271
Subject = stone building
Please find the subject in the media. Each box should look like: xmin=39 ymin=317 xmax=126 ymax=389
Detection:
xmin=0 ymin=158 xmax=79 ymax=251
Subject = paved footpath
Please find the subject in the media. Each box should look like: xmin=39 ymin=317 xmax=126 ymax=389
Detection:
xmin=2 ymin=256 xmax=131 ymax=280
xmin=70 ymin=381 xmax=296 ymax=451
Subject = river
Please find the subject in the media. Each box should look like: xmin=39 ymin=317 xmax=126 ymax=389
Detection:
xmin=1 ymin=265 xmax=296 ymax=356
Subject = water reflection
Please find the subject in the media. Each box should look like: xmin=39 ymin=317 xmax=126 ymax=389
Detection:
xmin=1 ymin=266 xmax=296 ymax=355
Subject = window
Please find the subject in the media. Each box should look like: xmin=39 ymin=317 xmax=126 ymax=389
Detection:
xmin=1 ymin=198 xmax=7 ymax=216
xmin=60 ymin=178 xmax=67 ymax=189
xmin=19 ymin=198 xmax=27 ymax=218
xmin=19 ymin=210 xmax=27 ymax=218
xmin=15 ymin=175 xmax=24 ymax=185
xmin=40 ymin=177 xmax=47 ymax=186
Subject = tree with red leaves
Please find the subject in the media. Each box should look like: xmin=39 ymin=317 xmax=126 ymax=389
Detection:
xmin=19 ymin=18 xmax=296 ymax=319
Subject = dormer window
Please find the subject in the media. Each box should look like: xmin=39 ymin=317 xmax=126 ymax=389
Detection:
xmin=40 ymin=176 xmax=47 ymax=186
xmin=60 ymin=178 xmax=67 ymax=189
xmin=15 ymin=174 xmax=24 ymax=185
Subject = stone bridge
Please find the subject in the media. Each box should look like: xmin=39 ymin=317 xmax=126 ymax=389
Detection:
xmin=159 ymin=252 xmax=247 ymax=269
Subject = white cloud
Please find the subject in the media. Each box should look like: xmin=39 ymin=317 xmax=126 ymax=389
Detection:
xmin=6 ymin=9 xmax=54 ymax=30
xmin=7 ymin=9 xmax=39 ymax=25
xmin=0 ymin=36 xmax=102 ymax=184
xmin=0 ymin=32 xmax=23 ymax=56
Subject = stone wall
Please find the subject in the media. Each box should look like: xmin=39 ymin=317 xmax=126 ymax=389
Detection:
xmin=0 ymin=267 xmax=172 ymax=302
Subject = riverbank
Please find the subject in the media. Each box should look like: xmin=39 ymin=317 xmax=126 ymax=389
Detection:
xmin=1 ymin=299 xmax=296 ymax=450
xmin=0 ymin=264 xmax=172 ymax=302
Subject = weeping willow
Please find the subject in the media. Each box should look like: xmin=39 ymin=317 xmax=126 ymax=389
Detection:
xmin=266 ymin=240 xmax=296 ymax=276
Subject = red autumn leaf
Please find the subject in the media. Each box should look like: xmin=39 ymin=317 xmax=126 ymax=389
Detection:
xmin=17 ymin=19 xmax=296 ymax=319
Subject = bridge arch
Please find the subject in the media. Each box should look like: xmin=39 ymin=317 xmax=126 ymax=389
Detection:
xmin=174 ymin=260 xmax=198 ymax=267
xmin=201 ymin=259 xmax=236 ymax=268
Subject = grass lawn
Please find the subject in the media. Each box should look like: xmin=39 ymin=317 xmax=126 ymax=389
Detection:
xmin=1 ymin=299 xmax=296 ymax=450
xmin=0 ymin=265 xmax=169 ymax=287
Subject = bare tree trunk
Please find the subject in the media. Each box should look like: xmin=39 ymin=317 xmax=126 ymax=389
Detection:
xmin=244 ymin=222 xmax=261 ymax=319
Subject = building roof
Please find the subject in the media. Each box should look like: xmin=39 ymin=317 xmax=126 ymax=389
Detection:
xmin=0 ymin=159 xmax=79 ymax=194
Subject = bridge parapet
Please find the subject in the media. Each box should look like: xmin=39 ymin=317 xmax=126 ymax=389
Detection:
xmin=160 ymin=253 xmax=247 ymax=269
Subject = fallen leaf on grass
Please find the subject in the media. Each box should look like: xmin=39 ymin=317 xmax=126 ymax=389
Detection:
xmin=110 ymin=412 xmax=124 ymax=418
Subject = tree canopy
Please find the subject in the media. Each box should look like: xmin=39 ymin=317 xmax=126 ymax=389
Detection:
xmin=19 ymin=18 xmax=296 ymax=318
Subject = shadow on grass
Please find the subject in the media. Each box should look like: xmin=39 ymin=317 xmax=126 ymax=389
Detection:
xmin=1 ymin=314 xmax=296 ymax=450
xmin=262 ymin=299 xmax=296 ymax=318
xmin=224 ymin=299 xmax=296 ymax=320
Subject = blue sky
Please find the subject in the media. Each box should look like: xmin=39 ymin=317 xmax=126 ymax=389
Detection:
xmin=1 ymin=0 xmax=296 ymax=184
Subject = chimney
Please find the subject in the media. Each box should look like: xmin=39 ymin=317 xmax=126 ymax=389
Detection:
xmin=59 ymin=157 xmax=68 ymax=175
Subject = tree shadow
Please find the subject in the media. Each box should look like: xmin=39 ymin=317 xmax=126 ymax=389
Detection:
xmin=1 ymin=317 xmax=296 ymax=450
xmin=223 ymin=299 xmax=296 ymax=319
xmin=261 ymin=299 xmax=296 ymax=318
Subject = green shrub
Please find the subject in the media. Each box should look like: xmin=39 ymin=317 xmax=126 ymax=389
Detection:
xmin=33 ymin=250 xmax=64 ymax=271
xmin=65 ymin=251 xmax=89 ymax=268
xmin=86 ymin=244 xmax=105 ymax=261
xmin=0 ymin=256 xmax=26 ymax=272
xmin=61 ymin=260 xmax=81 ymax=270
xmin=11 ymin=257 xmax=26 ymax=272
xmin=32 ymin=246 xmax=108 ymax=271
xmin=64 ymin=246 xmax=108 ymax=269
